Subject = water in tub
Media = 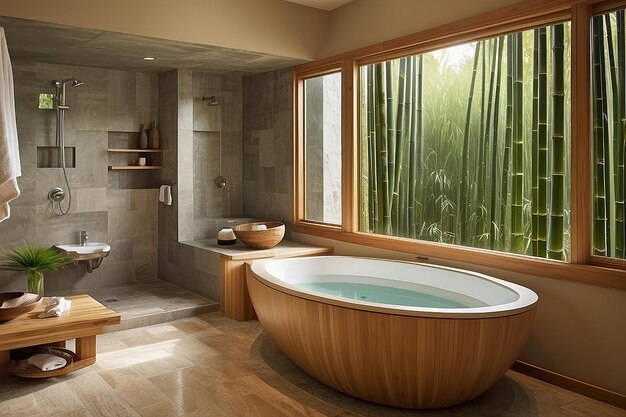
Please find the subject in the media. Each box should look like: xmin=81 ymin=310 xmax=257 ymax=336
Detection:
xmin=296 ymin=276 xmax=488 ymax=309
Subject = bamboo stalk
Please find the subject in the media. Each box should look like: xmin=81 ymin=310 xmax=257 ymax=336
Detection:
xmin=618 ymin=11 xmax=626 ymax=258
xmin=510 ymin=32 xmax=525 ymax=254
xmin=548 ymin=24 xmax=566 ymax=261
xmin=537 ymin=27 xmax=549 ymax=258
xmin=483 ymin=38 xmax=498 ymax=249
xmin=531 ymin=30 xmax=540 ymax=257
xmin=500 ymin=35 xmax=514 ymax=249
xmin=606 ymin=13 xmax=624 ymax=258
xmin=459 ymin=42 xmax=482 ymax=246
xmin=592 ymin=16 xmax=609 ymax=256
xmin=489 ymin=37 xmax=505 ymax=251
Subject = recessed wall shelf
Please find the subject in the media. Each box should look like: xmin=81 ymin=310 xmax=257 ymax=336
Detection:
xmin=108 ymin=166 xmax=162 ymax=170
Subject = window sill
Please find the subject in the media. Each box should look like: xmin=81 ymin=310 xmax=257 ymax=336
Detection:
xmin=293 ymin=222 xmax=626 ymax=291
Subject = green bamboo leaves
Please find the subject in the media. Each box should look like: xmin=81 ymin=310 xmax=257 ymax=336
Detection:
xmin=361 ymin=23 xmax=571 ymax=260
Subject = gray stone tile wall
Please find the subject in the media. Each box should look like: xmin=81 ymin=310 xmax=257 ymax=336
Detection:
xmin=242 ymin=68 xmax=294 ymax=230
xmin=157 ymin=69 xmax=245 ymax=301
xmin=0 ymin=61 xmax=159 ymax=293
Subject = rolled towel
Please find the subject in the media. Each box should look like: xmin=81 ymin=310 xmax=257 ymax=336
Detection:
xmin=27 ymin=353 xmax=67 ymax=371
xmin=251 ymin=224 xmax=267 ymax=231
xmin=39 ymin=298 xmax=72 ymax=318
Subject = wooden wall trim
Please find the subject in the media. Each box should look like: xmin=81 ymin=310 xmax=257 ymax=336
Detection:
xmin=512 ymin=361 xmax=626 ymax=409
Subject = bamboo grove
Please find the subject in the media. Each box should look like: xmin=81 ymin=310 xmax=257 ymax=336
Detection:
xmin=360 ymin=23 xmax=573 ymax=260
xmin=592 ymin=10 xmax=626 ymax=259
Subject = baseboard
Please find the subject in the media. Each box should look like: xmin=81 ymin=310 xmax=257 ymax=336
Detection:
xmin=511 ymin=361 xmax=626 ymax=410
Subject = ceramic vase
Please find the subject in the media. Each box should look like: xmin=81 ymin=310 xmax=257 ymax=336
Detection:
xmin=139 ymin=123 xmax=148 ymax=149
xmin=148 ymin=120 xmax=160 ymax=149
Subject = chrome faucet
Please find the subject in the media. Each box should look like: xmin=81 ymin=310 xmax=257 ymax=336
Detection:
xmin=80 ymin=230 xmax=88 ymax=246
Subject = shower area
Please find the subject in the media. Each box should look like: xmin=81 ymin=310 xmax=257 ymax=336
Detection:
xmin=191 ymin=73 xmax=251 ymax=239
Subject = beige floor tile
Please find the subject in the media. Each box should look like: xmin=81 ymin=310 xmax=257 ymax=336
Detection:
xmin=34 ymin=380 xmax=86 ymax=415
xmin=68 ymin=373 xmax=141 ymax=417
xmin=50 ymin=409 xmax=95 ymax=417
xmin=0 ymin=312 xmax=622 ymax=417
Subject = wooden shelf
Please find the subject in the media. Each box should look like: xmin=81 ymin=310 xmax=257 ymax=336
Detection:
xmin=107 ymin=148 xmax=163 ymax=153
xmin=108 ymin=166 xmax=162 ymax=170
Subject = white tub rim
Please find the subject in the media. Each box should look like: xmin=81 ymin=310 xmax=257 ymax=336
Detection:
xmin=248 ymin=256 xmax=538 ymax=318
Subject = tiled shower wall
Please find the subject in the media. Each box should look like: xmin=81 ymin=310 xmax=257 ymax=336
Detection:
xmin=242 ymin=68 xmax=294 ymax=228
xmin=0 ymin=61 xmax=159 ymax=293
xmin=158 ymin=69 xmax=245 ymax=301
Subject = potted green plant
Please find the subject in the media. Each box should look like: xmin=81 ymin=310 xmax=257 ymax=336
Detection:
xmin=0 ymin=243 xmax=68 ymax=296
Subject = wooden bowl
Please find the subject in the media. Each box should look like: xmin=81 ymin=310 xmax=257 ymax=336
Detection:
xmin=0 ymin=292 xmax=43 ymax=323
xmin=233 ymin=221 xmax=285 ymax=249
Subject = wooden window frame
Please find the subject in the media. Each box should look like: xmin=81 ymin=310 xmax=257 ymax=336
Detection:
xmin=293 ymin=0 xmax=626 ymax=291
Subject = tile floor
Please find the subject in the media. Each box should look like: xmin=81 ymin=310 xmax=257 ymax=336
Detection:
xmin=62 ymin=280 xmax=220 ymax=331
xmin=0 ymin=313 xmax=623 ymax=417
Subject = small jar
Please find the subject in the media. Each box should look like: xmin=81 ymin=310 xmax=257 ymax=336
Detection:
xmin=217 ymin=227 xmax=237 ymax=245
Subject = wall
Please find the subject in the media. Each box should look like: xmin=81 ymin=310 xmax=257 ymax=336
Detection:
xmin=158 ymin=69 xmax=247 ymax=302
xmin=0 ymin=0 xmax=329 ymax=61
xmin=0 ymin=61 xmax=159 ymax=293
xmin=321 ymin=0 xmax=521 ymax=58
xmin=242 ymin=68 xmax=294 ymax=228
xmin=192 ymin=72 xmax=244 ymax=238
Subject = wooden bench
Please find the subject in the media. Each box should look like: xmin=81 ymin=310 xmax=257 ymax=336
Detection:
xmin=0 ymin=294 xmax=120 ymax=376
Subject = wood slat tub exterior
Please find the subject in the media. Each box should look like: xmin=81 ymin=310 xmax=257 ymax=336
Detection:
xmin=246 ymin=257 xmax=537 ymax=409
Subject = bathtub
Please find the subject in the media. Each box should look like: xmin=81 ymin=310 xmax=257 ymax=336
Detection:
xmin=247 ymin=256 xmax=538 ymax=409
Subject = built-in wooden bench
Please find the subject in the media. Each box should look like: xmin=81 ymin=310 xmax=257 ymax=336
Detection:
xmin=0 ymin=295 xmax=120 ymax=376
xmin=185 ymin=240 xmax=333 ymax=321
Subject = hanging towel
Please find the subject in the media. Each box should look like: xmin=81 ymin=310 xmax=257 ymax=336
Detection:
xmin=159 ymin=185 xmax=172 ymax=206
xmin=0 ymin=27 xmax=20 ymax=223
xmin=164 ymin=185 xmax=172 ymax=206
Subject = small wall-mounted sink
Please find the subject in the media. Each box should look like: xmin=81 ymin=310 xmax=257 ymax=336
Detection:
xmin=55 ymin=242 xmax=111 ymax=255
xmin=55 ymin=243 xmax=111 ymax=273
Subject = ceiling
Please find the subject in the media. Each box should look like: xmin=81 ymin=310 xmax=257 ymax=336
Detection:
xmin=283 ymin=0 xmax=356 ymax=10
xmin=0 ymin=16 xmax=306 ymax=75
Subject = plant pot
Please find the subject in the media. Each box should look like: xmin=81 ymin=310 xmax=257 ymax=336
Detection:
xmin=27 ymin=270 xmax=44 ymax=296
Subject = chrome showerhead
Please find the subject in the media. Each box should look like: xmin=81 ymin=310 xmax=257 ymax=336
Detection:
xmin=62 ymin=77 xmax=84 ymax=87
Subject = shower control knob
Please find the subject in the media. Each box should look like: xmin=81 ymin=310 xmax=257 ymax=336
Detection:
xmin=48 ymin=187 xmax=65 ymax=203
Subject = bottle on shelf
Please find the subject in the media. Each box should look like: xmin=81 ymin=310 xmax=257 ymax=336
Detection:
xmin=148 ymin=120 xmax=160 ymax=149
xmin=139 ymin=123 xmax=148 ymax=149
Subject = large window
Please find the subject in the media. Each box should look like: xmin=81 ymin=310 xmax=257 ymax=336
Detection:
xmin=293 ymin=1 xmax=626 ymax=288
xmin=359 ymin=24 xmax=571 ymax=260
xmin=303 ymin=72 xmax=342 ymax=225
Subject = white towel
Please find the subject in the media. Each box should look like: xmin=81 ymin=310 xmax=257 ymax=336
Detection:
xmin=38 ymin=297 xmax=72 ymax=318
xmin=0 ymin=27 xmax=20 ymax=223
xmin=159 ymin=185 xmax=172 ymax=206
xmin=159 ymin=185 xmax=166 ymax=202
xmin=27 ymin=353 xmax=67 ymax=371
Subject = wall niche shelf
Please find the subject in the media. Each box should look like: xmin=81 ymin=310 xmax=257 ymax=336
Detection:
xmin=107 ymin=148 xmax=163 ymax=153
xmin=108 ymin=165 xmax=162 ymax=170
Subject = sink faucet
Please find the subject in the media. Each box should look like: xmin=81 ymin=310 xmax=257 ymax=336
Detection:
xmin=80 ymin=230 xmax=88 ymax=246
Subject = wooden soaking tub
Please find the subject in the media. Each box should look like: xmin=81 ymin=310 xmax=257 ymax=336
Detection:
xmin=247 ymin=256 xmax=538 ymax=409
